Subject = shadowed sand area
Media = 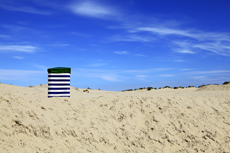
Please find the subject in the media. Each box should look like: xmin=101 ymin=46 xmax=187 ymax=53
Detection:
xmin=1 ymin=83 xmax=230 ymax=153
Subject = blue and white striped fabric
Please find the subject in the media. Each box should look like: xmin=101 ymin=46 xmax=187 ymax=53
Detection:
xmin=48 ymin=73 xmax=70 ymax=98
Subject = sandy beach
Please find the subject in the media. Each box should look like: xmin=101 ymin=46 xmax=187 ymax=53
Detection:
xmin=0 ymin=83 xmax=230 ymax=153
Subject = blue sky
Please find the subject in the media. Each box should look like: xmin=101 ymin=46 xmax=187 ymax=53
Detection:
xmin=0 ymin=0 xmax=230 ymax=91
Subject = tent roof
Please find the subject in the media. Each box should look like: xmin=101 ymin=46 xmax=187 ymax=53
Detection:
xmin=47 ymin=67 xmax=71 ymax=74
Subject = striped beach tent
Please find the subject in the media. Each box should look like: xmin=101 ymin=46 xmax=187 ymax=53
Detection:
xmin=47 ymin=67 xmax=71 ymax=98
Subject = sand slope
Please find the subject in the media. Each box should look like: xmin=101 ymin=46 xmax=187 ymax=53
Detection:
xmin=0 ymin=83 xmax=230 ymax=153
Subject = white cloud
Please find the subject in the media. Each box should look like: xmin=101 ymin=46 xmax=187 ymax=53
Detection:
xmin=122 ymin=70 xmax=146 ymax=73
xmin=13 ymin=56 xmax=24 ymax=59
xmin=114 ymin=51 xmax=129 ymax=55
xmin=0 ymin=45 xmax=37 ymax=53
xmin=136 ymin=75 xmax=147 ymax=80
xmin=110 ymin=35 xmax=154 ymax=42
xmin=135 ymin=54 xmax=146 ymax=57
xmin=0 ymin=34 xmax=10 ymax=38
xmin=114 ymin=51 xmax=146 ymax=57
xmin=71 ymin=67 xmax=172 ymax=82
xmin=223 ymin=46 xmax=230 ymax=49
xmin=135 ymin=27 xmax=197 ymax=38
xmin=159 ymin=74 xmax=175 ymax=77
xmin=32 ymin=64 xmax=48 ymax=71
xmin=47 ymin=43 xmax=70 ymax=47
xmin=134 ymin=26 xmax=230 ymax=42
xmin=193 ymin=76 xmax=206 ymax=79
xmin=174 ymin=60 xmax=184 ymax=62
xmin=136 ymin=75 xmax=147 ymax=78
xmin=123 ymin=68 xmax=171 ymax=73
xmin=69 ymin=1 xmax=116 ymax=19
xmin=119 ymin=24 xmax=230 ymax=56
xmin=184 ymin=70 xmax=230 ymax=75
xmin=0 ymin=4 xmax=51 ymax=15
xmin=87 ymin=63 xmax=107 ymax=67
xmin=72 ymin=68 xmax=122 ymax=82
xmin=72 ymin=32 xmax=90 ymax=37
xmin=193 ymin=43 xmax=227 ymax=55
xmin=72 ymin=67 xmax=171 ymax=82
xmin=174 ymin=40 xmax=230 ymax=56
xmin=180 ymin=68 xmax=191 ymax=71
xmin=101 ymin=75 xmax=121 ymax=81
xmin=176 ymin=50 xmax=196 ymax=54
xmin=1 ymin=25 xmax=30 ymax=32
xmin=0 ymin=69 xmax=45 ymax=81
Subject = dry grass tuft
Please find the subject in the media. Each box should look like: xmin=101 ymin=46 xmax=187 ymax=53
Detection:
xmin=223 ymin=81 xmax=230 ymax=85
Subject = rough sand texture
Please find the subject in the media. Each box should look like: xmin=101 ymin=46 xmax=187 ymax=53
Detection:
xmin=1 ymin=83 xmax=230 ymax=153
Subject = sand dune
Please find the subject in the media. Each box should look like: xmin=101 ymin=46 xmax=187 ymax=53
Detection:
xmin=1 ymin=83 xmax=230 ymax=153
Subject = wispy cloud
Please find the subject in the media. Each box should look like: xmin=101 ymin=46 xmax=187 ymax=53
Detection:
xmin=193 ymin=76 xmax=206 ymax=79
xmin=72 ymin=68 xmax=122 ymax=82
xmin=193 ymin=43 xmax=227 ymax=55
xmin=110 ymin=35 xmax=154 ymax=42
xmin=174 ymin=60 xmax=184 ymax=62
xmin=101 ymin=75 xmax=121 ymax=81
xmin=1 ymin=24 xmax=30 ymax=31
xmin=0 ymin=69 xmax=45 ymax=81
xmin=122 ymin=68 xmax=172 ymax=73
xmin=0 ymin=45 xmax=37 ymax=53
xmin=114 ymin=51 xmax=146 ymax=57
xmin=72 ymin=67 xmax=171 ymax=82
xmin=180 ymin=68 xmax=192 ymax=71
xmin=68 ymin=1 xmax=117 ymax=19
xmin=72 ymin=32 xmax=91 ymax=37
xmin=0 ymin=34 xmax=10 ymax=38
xmin=159 ymin=74 xmax=175 ymax=77
xmin=135 ymin=54 xmax=146 ymax=57
xmin=135 ymin=27 xmax=197 ymax=38
xmin=176 ymin=50 xmax=196 ymax=54
xmin=223 ymin=46 xmax=230 ymax=49
xmin=114 ymin=51 xmax=129 ymax=55
xmin=133 ymin=26 xmax=230 ymax=41
xmin=136 ymin=75 xmax=147 ymax=80
xmin=117 ymin=24 xmax=230 ymax=56
xmin=32 ymin=64 xmax=48 ymax=71
xmin=0 ymin=4 xmax=51 ymax=15
xmin=184 ymin=70 xmax=230 ymax=75
xmin=13 ymin=56 xmax=24 ymax=59
xmin=174 ymin=40 xmax=230 ymax=56
xmin=47 ymin=43 xmax=70 ymax=47
xmin=87 ymin=63 xmax=107 ymax=67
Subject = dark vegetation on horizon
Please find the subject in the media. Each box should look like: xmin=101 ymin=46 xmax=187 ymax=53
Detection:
xmin=1 ymin=81 xmax=230 ymax=91
xmin=121 ymin=81 xmax=230 ymax=92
